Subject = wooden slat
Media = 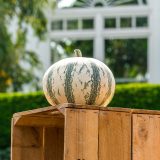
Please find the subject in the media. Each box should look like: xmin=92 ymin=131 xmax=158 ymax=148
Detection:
xmin=82 ymin=109 xmax=99 ymax=160
xmin=133 ymin=114 xmax=160 ymax=160
xmin=101 ymin=107 xmax=131 ymax=112
xmin=64 ymin=109 xmax=77 ymax=160
xmin=57 ymin=103 xmax=100 ymax=114
xmin=60 ymin=103 xmax=160 ymax=115
xmin=12 ymin=147 xmax=43 ymax=160
xmin=99 ymin=111 xmax=131 ymax=160
xmin=56 ymin=103 xmax=131 ymax=114
xmin=11 ymin=120 xmax=44 ymax=160
xmin=13 ymin=106 xmax=57 ymax=117
xmin=12 ymin=127 xmax=43 ymax=147
xmin=64 ymin=108 xmax=99 ymax=160
xmin=44 ymin=127 xmax=64 ymax=160
xmin=13 ymin=115 xmax=64 ymax=127
xmin=131 ymin=109 xmax=160 ymax=115
xmin=12 ymin=103 xmax=160 ymax=118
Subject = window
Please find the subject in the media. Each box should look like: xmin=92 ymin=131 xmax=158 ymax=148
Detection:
xmin=120 ymin=17 xmax=132 ymax=28
xmin=104 ymin=18 xmax=116 ymax=28
xmin=51 ymin=20 xmax=63 ymax=30
xmin=82 ymin=19 xmax=94 ymax=29
xmin=67 ymin=20 xmax=78 ymax=30
xmin=136 ymin=17 xmax=148 ymax=27
xmin=105 ymin=39 xmax=147 ymax=82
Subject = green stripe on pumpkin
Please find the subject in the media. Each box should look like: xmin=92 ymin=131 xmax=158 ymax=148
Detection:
xmin=64 ymin=63 xmax=75 ymax=103
xmin=86 ymin=63 xmax=101 ymax=105
xmin=47 ymin=69 xmax=59 ymax=104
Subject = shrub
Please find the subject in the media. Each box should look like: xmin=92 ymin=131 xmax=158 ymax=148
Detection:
xmin=0 ymin=92 xmax=48 ymax=148
xmin=1 ymin=83 xmax=160 ymax=149
xmin=110 ymin=83 xmax=160 ymax=110
xmin=0 ymin=147 xmax=10 ymax=160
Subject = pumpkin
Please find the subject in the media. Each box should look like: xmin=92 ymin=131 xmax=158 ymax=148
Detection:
xmin=43 ymin=49 xmax=115 ymax=107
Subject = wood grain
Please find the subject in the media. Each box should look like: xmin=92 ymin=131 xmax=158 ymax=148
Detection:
xmin=13 ymin=106 xmax=57 ymax=117
xmin=14 ymin=115 xmax=64 ymax=127
xmin=13 ymin=104 xmax=160 ymax=117
xmin=64 ymin=108 xmax=99 ymax=160
xmin=131 ymin=109 xmax=160 ymax=115
xmin=44 ymin=127 xmax=64 ymax=160
xmin=99 ymin=110 xmax=131 ymax=160
xmin=11 ymin=118 xmax=44 ymax=160
xmin=133 ymin=114 xmax=160 ymax=160
xmin=11 ymin=104 xmax=160 ymax=160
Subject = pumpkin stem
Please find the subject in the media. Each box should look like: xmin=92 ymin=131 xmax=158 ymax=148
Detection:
xmin=74 ymin=49 xmax=82 ymax=57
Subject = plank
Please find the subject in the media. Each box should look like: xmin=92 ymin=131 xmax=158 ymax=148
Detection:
xmin=99 ymin=110 xmax=131 ymax=160
xmin=57 ymin=103 xmax=100 ymax=114
xmin=44 ymin=127 xmax=64 ymax=160
xmin=13 ymin=106 xmax=57 ymax=117
xmin=131 ymin=109 xmax=160 ymax=115
xmin=133 ymin=114 xmax=160 ymax=160
xmin=11 ymin=147 xmax=43 ymax=160
xmin=64 ymin=108 xmax=99 ymax=160
xmin=13 ymin=115 xmax=64 ymax=127
xmin=56 ymin=103 xmax=131 ymax=114
xmin=13 ymin=103 xmax=160 ymax=118
xmin=58 ymin=103 xmax=160 ymax=115
xmin=11 ymin=119 xmax=44 ymax=160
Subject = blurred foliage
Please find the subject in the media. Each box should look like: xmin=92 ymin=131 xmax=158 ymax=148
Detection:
xmin=0 ymin=0 xmax=55 ymax=92
xmin=59 ymin=40 xmax=93 ymax=57
xmin=0 ymin=147 xmax=10 ymax=160
xmin=105 ymin=39 xmax=147 ymax=78
xmin=0 ymin=91 xmax=48 ymax=148
xmin=110 ymin=83 xmax=160 ymax=109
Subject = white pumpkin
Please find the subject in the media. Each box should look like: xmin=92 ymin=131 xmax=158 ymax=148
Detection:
xmin=43 ymin=49 xmax=115 ymax=107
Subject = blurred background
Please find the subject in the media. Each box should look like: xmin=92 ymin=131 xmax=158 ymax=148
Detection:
xmin=0 ymin=0 xmax=160 ymax=159
xmin=1 ymin=0 xmax=160 ymax=93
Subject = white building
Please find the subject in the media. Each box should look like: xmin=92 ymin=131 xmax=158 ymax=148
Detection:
xmin=26 ymin=0 xmax=160 ymax=84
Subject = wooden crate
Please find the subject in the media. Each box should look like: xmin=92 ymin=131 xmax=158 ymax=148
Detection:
xmin=11 ymin=104 xmax=160 ymax=160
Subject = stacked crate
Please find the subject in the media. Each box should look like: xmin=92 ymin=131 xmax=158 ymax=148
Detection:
xmin=11 ymin=104 xmax=160 ymax=160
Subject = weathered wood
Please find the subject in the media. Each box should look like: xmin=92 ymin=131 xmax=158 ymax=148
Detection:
xmin=131 ymin=109 xmax=160 ymax=115
xmin=11 ymin=118 xmax=44 ymax=160
xmin=57 ymin=103 xmax=131 ymax=112
xmin=14 ymin=115 xmax=64 ymax=127
xmin=64 ymin=108 xmax=99 ymax=160
xmin=133 ymin=114 xmax=160 ymax=160
xmin=11 ymin=104 xmax=160 ymax=160
xmin=13 ymin=103 xmax=160 ymax=117
xmin=13 ymin=106 xmax=57 ymax=117
xmin=44 ymin=127 xmax=64 ymax=160
xmin=99 ymin=111 xmax=131 ymax=160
